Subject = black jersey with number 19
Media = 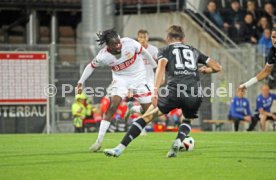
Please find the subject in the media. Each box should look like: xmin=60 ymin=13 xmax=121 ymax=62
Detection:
xmin=157 ymin=42 xmax=209 ymax=90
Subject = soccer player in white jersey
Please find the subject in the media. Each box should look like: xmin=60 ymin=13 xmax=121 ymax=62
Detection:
xmin=76 ymin=29 xmax=157 ymax=152
xmin=138 ymin=29 xmax=158 ymax=86
xmin=124 ymin=30 xmax=159 ymax=127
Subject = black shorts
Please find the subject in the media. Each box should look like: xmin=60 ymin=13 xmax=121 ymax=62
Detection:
xmin=157 ymin=87 xmax=202 ymax=119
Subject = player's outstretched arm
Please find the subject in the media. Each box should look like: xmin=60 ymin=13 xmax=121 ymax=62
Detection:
xmin=256 ymin=64 xmax=273 ymax=81
xmin=152 ymin=58 xmax=168 ymax=107
xmin=76 ymin=63 xmax=95 ymax=93
xmin=199 ymin=58 xmax=222 ymax=74
xmin=141 ymin=47 xmax=157 ymax=68
xmin=240 ymin=64 xmax=273 ymax=89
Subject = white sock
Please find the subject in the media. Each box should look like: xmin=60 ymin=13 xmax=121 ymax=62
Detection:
xmin=96 ymin=120 xmax=111 ymax=144
xmin=116 ymin=143 xmax=126 ymax=151
xmin=131 ymin=105 xmax=142 ymax=113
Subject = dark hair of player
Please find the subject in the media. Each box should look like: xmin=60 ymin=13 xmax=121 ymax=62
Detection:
xmin=247 ymin=0 xmax=255 ymax=4
xmin=208 ymin=0 xmax=216 ymax=5
xmin=263 ymin=27 xmax=271 ymax=32
xmin=166 ymin=25 xmax=185 ymax=40
xmin=272 ymin=27 xmax=276 ymax=32
xmin=264 ymin=2 xmax=272 ymax=6
xmin=245 ymin=13 xmax=253 ymax=18
xmin=230 ymin=0 xmax=239 ymax=4
xmin=137 ymin=29 xmax=148 ymax=35
xmin=96 ymin=29 xmax=120 ymax=46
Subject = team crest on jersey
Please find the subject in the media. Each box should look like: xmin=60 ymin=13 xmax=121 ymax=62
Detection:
xmin=124 ymin=51 xmax=132 ymax=59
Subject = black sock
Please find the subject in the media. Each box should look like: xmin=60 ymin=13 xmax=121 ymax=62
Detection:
xmin=121 ymin=118 xmax=147 ymax=147
xmin=247 ymin=117 xmax=258 ymax=131
xmin=176 ymin=122 xmax=191 ymax=141
xmin=234 ymin=120 xmax=239 ymax=131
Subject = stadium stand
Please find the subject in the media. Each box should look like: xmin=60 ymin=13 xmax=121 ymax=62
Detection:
xmin=114 ymin=0 xmax=182 ymax=14
xmin=39 ymin=26 xmax=50 ymax=44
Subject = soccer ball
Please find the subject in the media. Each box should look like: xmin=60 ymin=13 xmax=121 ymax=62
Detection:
xmin=179 ymin=136 xmax=195 ymax=152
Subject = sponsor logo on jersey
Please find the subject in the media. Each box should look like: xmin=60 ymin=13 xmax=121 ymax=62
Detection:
xmin=112 ymin=53 xmax=137 ymax=71
xmin=174 ymin=70 xmax=196 ymax=76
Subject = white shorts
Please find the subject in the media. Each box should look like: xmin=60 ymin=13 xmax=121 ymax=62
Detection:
xmin=146 ymin=82 xmax=154 ymax=92
xmin=147 ymin=78 xmax=154 ymax=89
xmin=110 ymin=79 xmax=152 ymax=104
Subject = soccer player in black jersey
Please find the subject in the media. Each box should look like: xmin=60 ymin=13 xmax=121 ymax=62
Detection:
xmin=104 ymin=25 xmax=222 ymax=158
xmin=240 ymin=27 xmax=276 ymax=89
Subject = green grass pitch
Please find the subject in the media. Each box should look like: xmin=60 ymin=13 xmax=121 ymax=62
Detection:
xmin=0 ymin=132 xmax=275 ymax=180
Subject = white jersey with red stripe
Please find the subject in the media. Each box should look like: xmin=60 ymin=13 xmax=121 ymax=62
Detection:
xmin=141 ymin=44 xmax=158 ymax=86
xmin=91 ymin=37 xmax=146 ymax=84
xmin=90 ymin=37 xmax=151 ymax=103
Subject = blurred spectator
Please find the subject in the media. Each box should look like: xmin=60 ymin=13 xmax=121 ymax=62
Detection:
xmin=258 ymin=28 xmax=273 ymax=56
xmin=239 ymin=13 xmax=258 ymax=44
xmin=262 ymin=2 xmax=275 ymax=28
xmin=253 ymin=84 xmax=276 ymax=131
xmin=82 ymin=98 xmax=98 ymax=132
xmin=71 ymin=93 xmax=87 ymax=133
xmin=204 ymin=1 xmax=228 ymax=30
xmin=246 ymin=0 xmax=261 ymax=24
xmin=224 ymin=0 xmax=246 ymax=26
xmin=228 ymin=88 xmax=254 ymax=131
xmin=224 ymin=0 xmax=246 ymax=43
xmin=85 ymin=98 xmax=94 ymax=119
xmin=166 ymin=108 xmax=182 ymax=127
xmin=256 ymin=16 xmax=271 ymax=38
xmin=115 ymin=100 xmax=128 ymax=120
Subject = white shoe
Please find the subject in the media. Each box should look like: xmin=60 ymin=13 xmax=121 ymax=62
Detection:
xmin=103 ymin=148 xmax=123 ymax=157
xmin=166 ymin=139 xmax=181 ymax=158
xmin=140 ymin=128 xmax=147 ymax=136
xmin=89 ymin=141 xmax=102 ymax=152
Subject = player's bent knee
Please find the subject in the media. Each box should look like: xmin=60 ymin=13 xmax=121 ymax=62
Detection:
xmin=182 ymin=119 xmax=192 ymax=126
xmin=260 ymin=118 xmax=266 ymax=122
xmin=143 ymin=114 xmax=153 ymax=123
xmin=260 ymin=114 xmax=267 ymax=119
